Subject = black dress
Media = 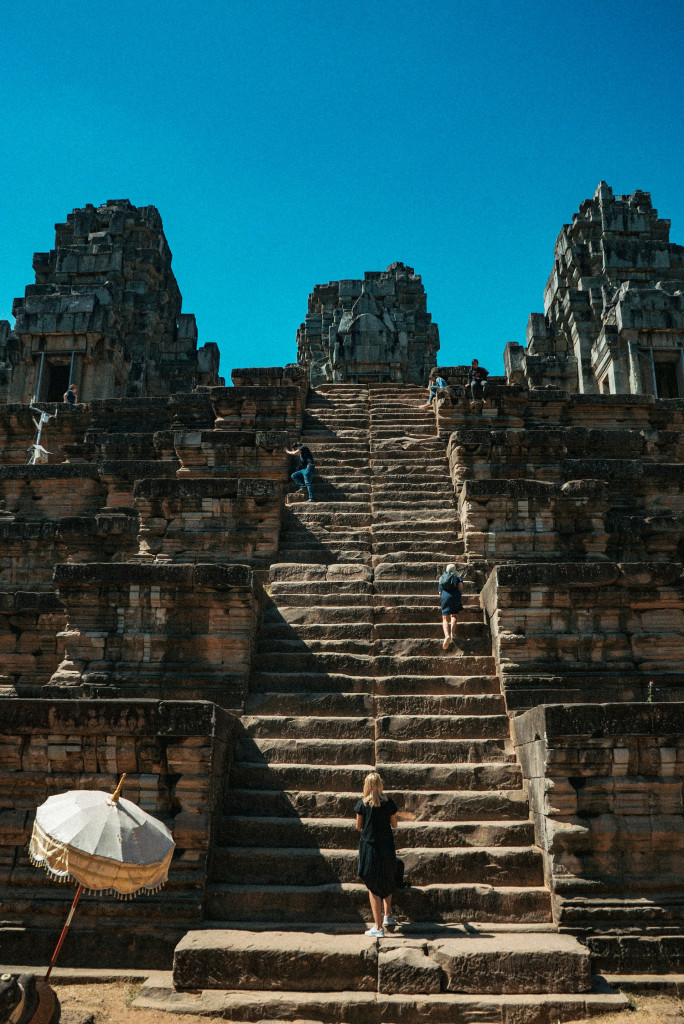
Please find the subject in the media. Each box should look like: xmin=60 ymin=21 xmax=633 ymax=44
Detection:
xmin=355 ymin=797 xmax=398 ymax=899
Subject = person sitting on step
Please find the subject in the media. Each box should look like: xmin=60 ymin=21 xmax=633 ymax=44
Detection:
xmin=420 ymin=370 xmax=448 ymax=409
xmin=355 ymin=772 xmax=398 ymax=937
xmin=468 ymin=359 xmax=489 ymax=406
xmin=285 ymin=441 xmax=316 ymax=501
xmin=438 ymin=562 xmax=463 ymax=650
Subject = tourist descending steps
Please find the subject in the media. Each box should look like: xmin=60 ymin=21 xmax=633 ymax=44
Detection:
xmin=355 ymin=772 xmax=398 ymax=938
xmin=438 ymin=562 xmax=463 ymax=650
xmin=285 ymin=440 xmax=316 ymax=501
xmin=420 ymin=370 xmax=447 ymax=410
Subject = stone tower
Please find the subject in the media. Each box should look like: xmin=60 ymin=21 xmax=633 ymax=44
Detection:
xmin=0 ymin=199 xmax=221 ymax=404
xmin=296 ymin=262 xmax=439 ymax=384
xmin=506 ymin=182 xmax=684 ymax=395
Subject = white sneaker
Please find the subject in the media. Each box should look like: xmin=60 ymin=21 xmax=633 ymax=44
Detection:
xmin=365 ymin=926 xmax=384 ymax=937
xmin=383 ymin=915 xmax=397 ymax=930
xmin=442 ymin=636 xmax=452 ymax=650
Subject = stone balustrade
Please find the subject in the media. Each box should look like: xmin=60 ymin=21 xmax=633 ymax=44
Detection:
xmin=210 ymin=385 xmax=304 ymax=434
xmin=512 ymin=702 xmax=684 ymax=972
xmin=133 ymin=477 xmax=281 ymax=563
xmin=174 ymin=429 xmax=290 ymax=481
xmin=459 ymin=479 xmax=609 ymax=566
xmin=48 ymin=563 xmax=258 ymax=707
xmin=481 ymin=561 xmax=684 ymax=709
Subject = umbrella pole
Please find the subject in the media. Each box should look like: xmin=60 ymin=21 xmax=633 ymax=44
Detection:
xmin=45 ymin=883 xmax=83 ymax=982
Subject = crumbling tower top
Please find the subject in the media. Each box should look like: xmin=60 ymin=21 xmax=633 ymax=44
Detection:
xmin=506 ymin=182 xmax=684 ymax=396
xmin=296 ymin=262 xmax=440 ymax=385
xmin=0 ymin=199 xmax=221 ymax=405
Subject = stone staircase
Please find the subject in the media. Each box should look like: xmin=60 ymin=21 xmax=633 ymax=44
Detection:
xmin=137 ymin=384 xmax=628 ymax=1021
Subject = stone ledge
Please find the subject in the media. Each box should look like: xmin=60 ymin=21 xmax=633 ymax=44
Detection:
xmin=52 ymin=562 xmax=253 ymax=587
xmin=512 ymin=701 xmax=684 ymax=745
xmin=133 ymin=478 xmax=278 ymax=499
xmin=0 ymin=697 xmax=235 ymax=737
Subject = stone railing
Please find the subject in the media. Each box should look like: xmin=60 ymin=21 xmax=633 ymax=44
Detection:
xmin=480 ymin=561 xmax=684 ymax=709
xmin=512 ymin=702 xmax=684 ymax=972
xmin=49 ymin=563 xmax=259 ymax=708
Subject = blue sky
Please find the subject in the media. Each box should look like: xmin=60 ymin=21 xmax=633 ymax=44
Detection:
xmin=1 ymin=0 xmax=683 ymax=379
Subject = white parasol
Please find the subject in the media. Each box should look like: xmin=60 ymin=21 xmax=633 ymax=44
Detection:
xmin=29 ymin=774 xmax=175 ymax=978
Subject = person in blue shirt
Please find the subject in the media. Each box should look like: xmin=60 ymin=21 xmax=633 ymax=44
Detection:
xmin=63 ymin=384 xmax=78 ymax=405
xmin=438 ymin=562 xmax=464 ymax=650
xmin=286 ymin=442 xmax=315 ymax=501
xmin=420 ymin=371 xmax=448 ymax=409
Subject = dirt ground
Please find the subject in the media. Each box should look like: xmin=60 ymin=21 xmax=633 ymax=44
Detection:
xmin=51 ymin=980 xmax=684 ymax=1024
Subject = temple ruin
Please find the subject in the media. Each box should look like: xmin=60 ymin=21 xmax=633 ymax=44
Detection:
xmin=296 ymin=262 xmax=439 ymax=384
xmin=0 ymin=199 xmax=221 ymax=405
xmin=506 ymin=182 xmax=684 ymax=396
xmin=0 ymin=188 xmax=683 ymax=1022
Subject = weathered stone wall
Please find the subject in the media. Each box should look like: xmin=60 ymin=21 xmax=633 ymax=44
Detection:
xmin=0 ymin=698 xmax=236 ymax=967
xmin=512 ymin=703 xmax=684 ymax=971
xmin=0 ymin=374 xmax=304 ymax=699
xmin=49 ymin=564 xmax=259 ymax=708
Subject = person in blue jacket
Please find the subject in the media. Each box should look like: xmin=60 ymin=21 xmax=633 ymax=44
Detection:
xmin=438 ymin=562 xmax=463 ymax=650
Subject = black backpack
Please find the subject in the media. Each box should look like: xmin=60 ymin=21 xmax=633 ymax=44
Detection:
xmin=439 ymin=571 xmax=460 ymax=591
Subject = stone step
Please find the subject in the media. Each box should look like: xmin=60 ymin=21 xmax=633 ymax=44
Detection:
xmin=376 ymin=713 xmax=509 ymax=740
xmin=263 ymin=604 xmax=481 ymax=626
xmin=242 ymin=712 xmax=508 ymax=742
xmin=244 ymin=691 xmax=374 ymax=717
xmin=211 ymin=846 xmax=545 ymax=887
xmin=235 ymin=736 xmax=376 ymax=765
xmin=372 ymin=540 xmax=461 ymax=555
xmin=288 ymin=500 xmax=371 ymax=513
xmin=262 ymin=605 xmax=374 ymax=625
xmin=216 ymin=816 xmax=536 ymax=849
xmin=372 ymin=554 xmax=461 ymax=569
xmin=275 ymin=549 xmax=371 ymax=565
xmin=257 ymin=623 xmax=487 ymax=644
xmin=252 ymin=652 xmax=496 ymax=675
xmin=285 ymin=511 xmax=372 ymax=526
xmin=243 ymin=691 xmax=506 ymax=718
xmin=373 ymin=604 xmax=480 ymax=622
xmin=229 ymin=762 xmax=524 ymax=793
xmin=248 ymin=671 xmax=501 ymax=695
xmin=204 ymin=881 xmax=553 ymax=923
xmin=137 ymin=973 xmax=629 ymax=1022
xmin=266 ymin=592 xmax=478 ymax=609
xmin=223 ymin=788 xmax=530 ymax=821
xmin=370 ymin=480 xmax=454 ymax=492
xmin=372 ymin=622 xmax=488 ymax=639
xmin=242 ymin=714 xmax=374 ymax=740
xmin=375 ymin=738 xmax=514 ymax=764
xmin=371 ymin=593 xmax=479 ymax=608
xmin=377 ymin=693 xmax=506 ymax=715
xmin=371 ymin=498 xmax=457 ymax=510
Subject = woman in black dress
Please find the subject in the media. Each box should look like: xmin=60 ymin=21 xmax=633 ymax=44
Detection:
xmin=355 ymin=771 xmax=398 ymax=937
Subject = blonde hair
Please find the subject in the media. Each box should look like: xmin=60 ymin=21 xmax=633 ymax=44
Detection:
xmin=363 ymin=771 xmax=387 ymax=807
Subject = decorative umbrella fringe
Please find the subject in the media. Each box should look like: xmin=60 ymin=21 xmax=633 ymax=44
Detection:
xmin=29 ymin=850 xmax=167 ymax=898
